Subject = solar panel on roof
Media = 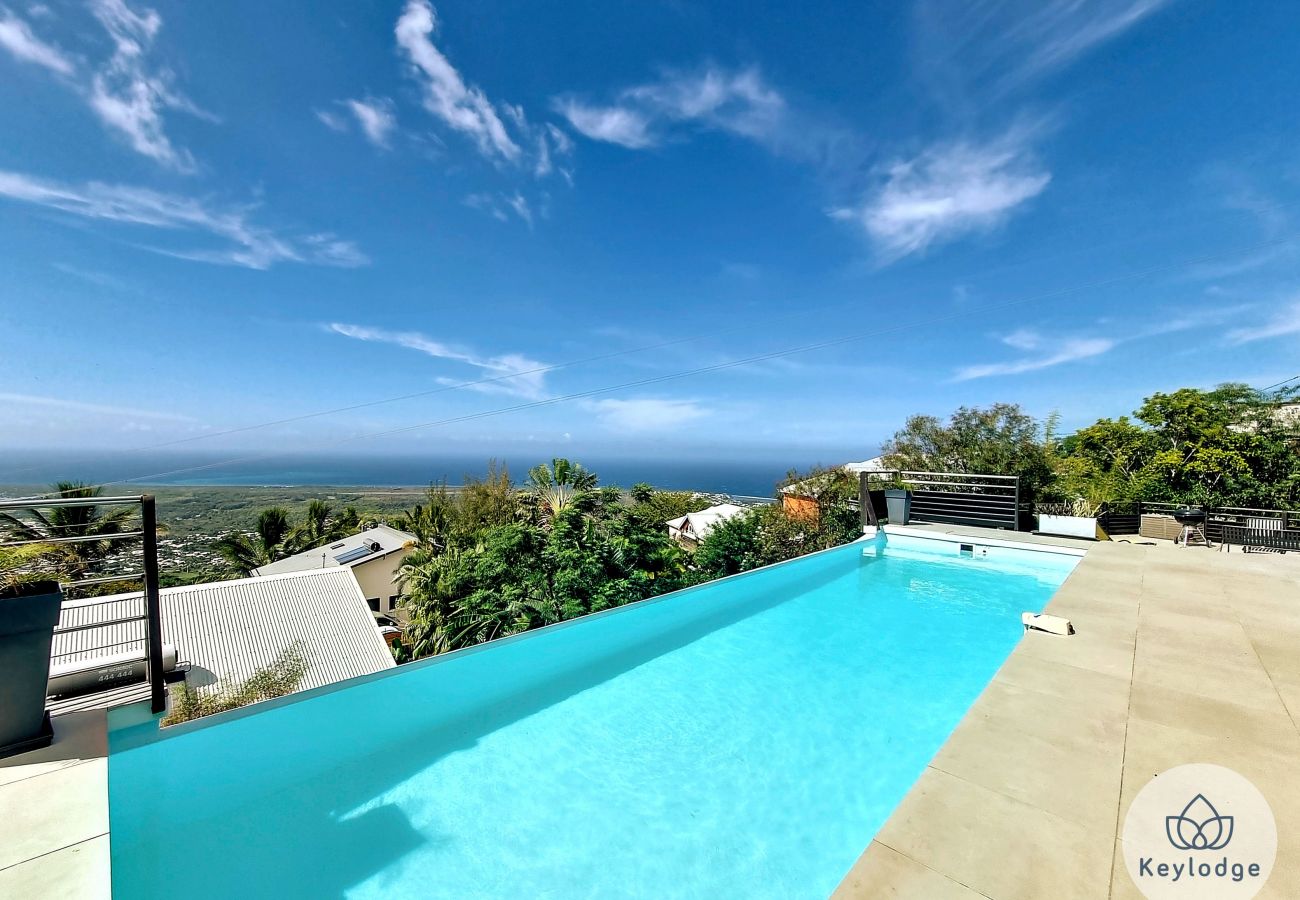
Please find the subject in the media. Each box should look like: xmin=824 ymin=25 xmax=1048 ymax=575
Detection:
xmin=333 ymin=546 xmax=374 ymax=564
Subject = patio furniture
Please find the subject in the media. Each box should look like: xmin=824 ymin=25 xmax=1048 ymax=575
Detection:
xmin=1173 ymin=507 xmax=1211 ymax=548
xmin=1220 ymin=524 xmax=1300 ymax=553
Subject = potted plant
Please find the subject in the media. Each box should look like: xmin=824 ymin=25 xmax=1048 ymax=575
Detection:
xmin=883 ymin=475 xmax=912 ymax=525
xmin=1037 ymin=498 xmax=1103 ymax=540
xmin=0 ymin=578 xmax=63 ymax=758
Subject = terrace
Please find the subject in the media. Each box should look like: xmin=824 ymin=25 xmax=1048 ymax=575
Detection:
xmin=2 ymin=519 xmax=1299 ymax=897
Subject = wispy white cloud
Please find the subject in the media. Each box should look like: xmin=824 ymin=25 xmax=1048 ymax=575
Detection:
xmin=504 ymin=192 xmax=532 ymax=227
xmin=0 ymin=168 xmax=367 ymax=269
xmin=395 ymin=0 xmax=520 ymax=162
xmin=1227 ymin=300 xmax=1300 ymax=345
xmin=327 ymin=323 xmax=550 ymax=399
xmin=316 ymin=108 xmax=347 ymax=132
xmin=831 ymin=125 xmax=1050 ymax=262
xmin=545 ymin=123 xmax=574 ymax=156
xmin=52 ymin=262 xmax=129 ymax=289
xmin=1 ymin=1 xmax=209 ymax=169
xmin=391 ymin=0 xmax=569 ymax=181
xmin=555 ymin=102 xmax=654 ymax=149
xmin=344 ymin=97 xmax=397 ymax=148
xmin=999 ymin=327 xmax=1043 ymax=351
xmin=87 ymin=0 xmax=212 ymax=171
xmin=583 ymin=397 xmax=708 ymax=432
xmin=464 ymin=192 xmax=508 ymax=222
xmin=0 ymin=5 xmax=73 ymax=73
xmin=463 ymin=191 xmax=534 ymax=226
xmin=954 ymin=333 xmax=1115 ymax=380
xmin=318 ymin=97 xmax=398 ymax=148
xmin=1007 ymin=0 xmax=1172 ymax=86
xmin=0 ymin=391 xmax=194 ymax=422
xmin=554 ymin=65 xmax=786 ymax=151
xmin=914 ymin=0 xmax=1173 ymax=101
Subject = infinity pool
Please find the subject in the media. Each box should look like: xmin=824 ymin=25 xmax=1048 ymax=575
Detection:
xmin=108 ymin=532 xmax=1079 ymax=898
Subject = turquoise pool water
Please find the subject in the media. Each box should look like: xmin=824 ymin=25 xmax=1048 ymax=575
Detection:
xmin=108 ymin=533 xmax=1079 ymax=899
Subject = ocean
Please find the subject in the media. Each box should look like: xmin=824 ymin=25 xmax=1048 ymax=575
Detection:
xmin=0 ymin=451 xmax=859 ymax=499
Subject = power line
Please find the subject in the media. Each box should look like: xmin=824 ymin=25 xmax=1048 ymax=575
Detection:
xmin=28 ymin=230 xmax=1298 ymax=499
xmin=1261 ymin=374 xmax=1300 ymax=392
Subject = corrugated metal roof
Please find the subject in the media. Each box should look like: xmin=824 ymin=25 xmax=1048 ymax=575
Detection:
xmin=51 ymin=568 xmax=394 ymax=698
xmin=53 ymin=594 xmax=146 ymax=666
xmin=666 ymin=503 xmax=747 ymax=539
xmin=252 ymin=524 xmax=416 ymax=577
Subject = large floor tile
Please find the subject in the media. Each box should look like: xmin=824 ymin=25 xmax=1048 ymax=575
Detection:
xmin=930 ymin=709 xmax=1124 ymax=832
xmin=1132 ymin=639 xmax=1281 ymax=712
xmin=991 ymin=651 xmax=1130 ymax=717
xmin=1013 ymin=620 xmax=1135 ymax=680
xmin=0 ymin=757 xmax=108 ymax=871
xmin=833 ymin=841 xmax=986 ymax=899
xmin=0 ymin=835 xmax=110 ymax=900
xmin=875 ymin=767 xmax=1112 ymax=900
xmin=1128 ymin=680 xmax=1300 ymax=758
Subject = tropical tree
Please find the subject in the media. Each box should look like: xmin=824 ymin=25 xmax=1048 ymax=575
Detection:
xmin=289 ymin=500 xmax=367 ymax=549
xmin=881 ymin=403 xmax=1057 ymax=505
xmin=458 ymin=460 xmax=519 ymax=534
xmin=393 ymin=483 xmax=458 ymax=550
xmin=526 ymin=458 xmax=598 ymax=523
xmin=396 ymin=544 xmax=471 ymax=657
xmin=0 ymin=481 xmax=137 ymax=578
xmin=290 ymin=499 xmax=333 ymax=549
xmin=213 ymin=507 xmax=294 ymax=576
xmin=692 ymin=509 xmax=763 ymax=578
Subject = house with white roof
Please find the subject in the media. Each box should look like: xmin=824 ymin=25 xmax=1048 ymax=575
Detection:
xmin=780 ymin=457 xmax=888 ymax=520
xmin=253 ymin=523 xmax=417 ymax=619
xmin=47 ymin=568 xmax=395 ymax=710
xmin=665 ymin=503 xmax=748 ymax=547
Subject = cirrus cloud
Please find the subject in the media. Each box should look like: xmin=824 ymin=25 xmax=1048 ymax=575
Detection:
xmin=831 ymin=126 xmax=1051 ymax=263
xmin=554 ymin=65 xmax=787 ymax=151
xmin=0 ymin=168 xmax=367 ymax=269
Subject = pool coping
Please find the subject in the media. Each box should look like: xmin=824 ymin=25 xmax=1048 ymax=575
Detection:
xmin=834 ymin=525 xmax=1300 ymax=899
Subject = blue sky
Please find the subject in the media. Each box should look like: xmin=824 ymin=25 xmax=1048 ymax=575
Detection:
xmin=2 ymin=0 xmax=1299 ymax=475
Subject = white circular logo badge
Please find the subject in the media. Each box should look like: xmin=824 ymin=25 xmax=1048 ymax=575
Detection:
xmin=1122 ymin=764 xmax=1277 ymax=899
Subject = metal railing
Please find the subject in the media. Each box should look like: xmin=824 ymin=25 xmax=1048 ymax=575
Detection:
xmin=1128 ymin=502 xmax=1298 ymax=543
xmin=860 ymin=470 xmax=1021 ymax=531
xmin=0 ymin=494 xmax=165 ymax=714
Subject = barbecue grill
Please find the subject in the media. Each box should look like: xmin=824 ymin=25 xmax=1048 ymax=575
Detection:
xmin=1174 ymin=506 xmax=1211 ymax=547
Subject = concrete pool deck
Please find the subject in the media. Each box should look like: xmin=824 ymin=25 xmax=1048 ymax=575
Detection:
xmin=2 ymin=527 xmax=1297 ymax=898
xmin=836 ymin=525 xmax=1300 ymax=899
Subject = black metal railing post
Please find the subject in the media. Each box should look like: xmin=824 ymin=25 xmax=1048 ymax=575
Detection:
xmin=140 ymin=495 xmax=166 ymax=714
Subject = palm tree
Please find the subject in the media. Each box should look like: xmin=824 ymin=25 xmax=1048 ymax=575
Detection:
xmin=396 ymin=545 xmax=466 ymax=657
xmin=0 ymin=481 xmax=136 ymax=578
xmin=213 ymin=507 xmax=293 ymax=577
xmin=527 ymin=458 xmax=597 ymax=523
xmin=393 ymin=482 xmax=458 ymax=550
xmin=294 ymin=499 xmax=332 ymax=546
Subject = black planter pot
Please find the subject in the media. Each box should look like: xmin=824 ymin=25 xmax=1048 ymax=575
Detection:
xmin=884 ymin=488 xmax=912 ymax=525
xmin=0 ymin=580 xmax=62 ymax=758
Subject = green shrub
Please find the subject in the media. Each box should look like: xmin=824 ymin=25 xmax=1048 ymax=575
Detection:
xmin=162 ymin=642 xmax=308 ymax=726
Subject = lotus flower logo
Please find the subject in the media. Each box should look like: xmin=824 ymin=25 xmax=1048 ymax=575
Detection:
xmin=1166 ymin=794 xmax=1234 ymax=850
